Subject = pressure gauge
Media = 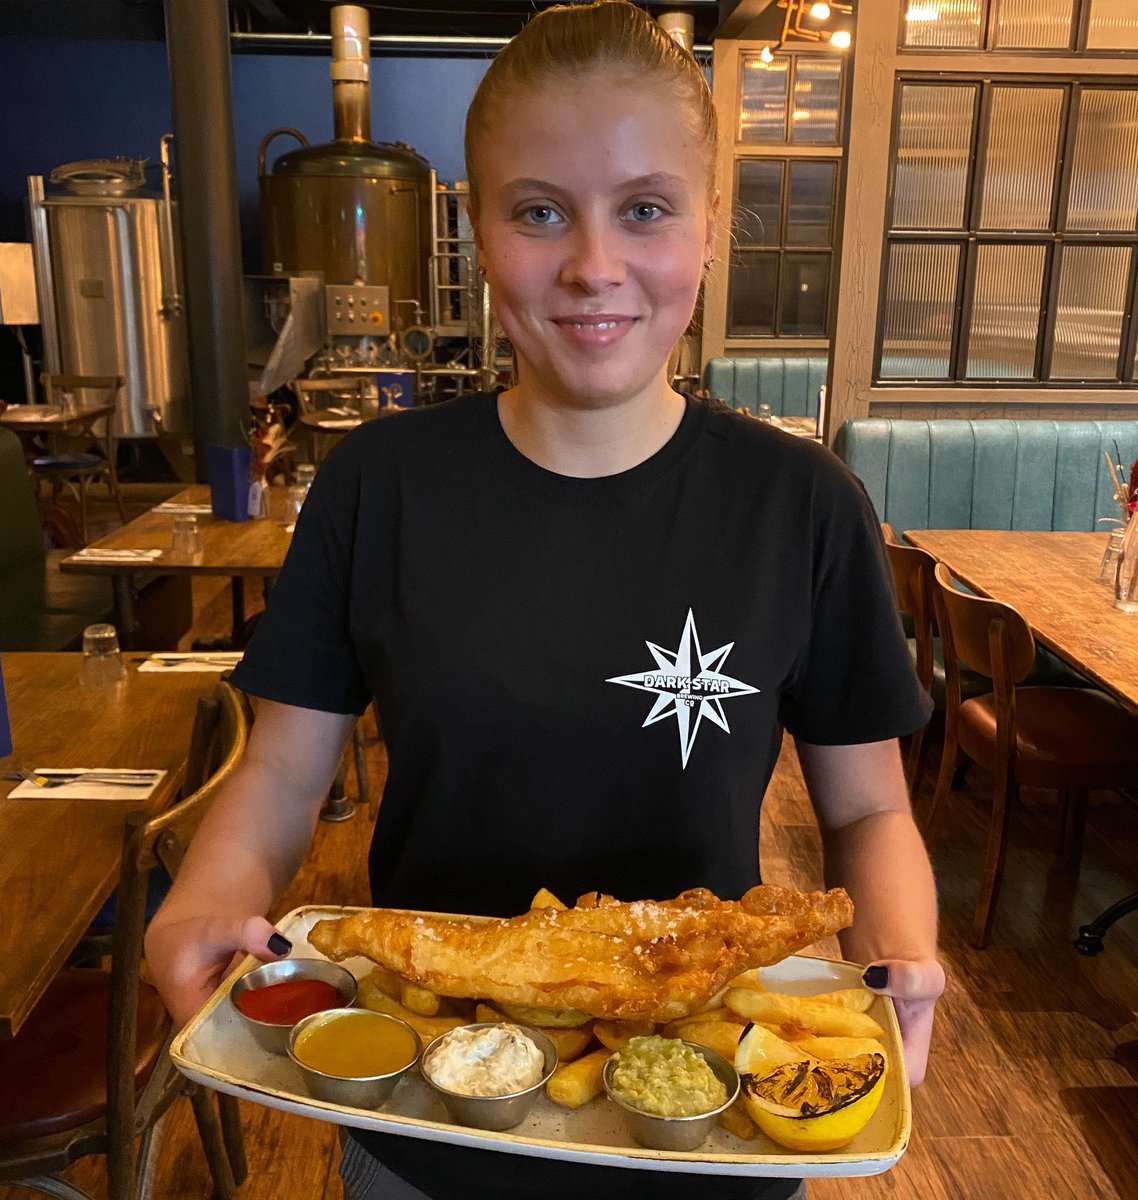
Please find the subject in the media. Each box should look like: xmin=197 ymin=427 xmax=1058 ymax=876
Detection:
xmin=401 ymin=326 xmax=434 ymax=362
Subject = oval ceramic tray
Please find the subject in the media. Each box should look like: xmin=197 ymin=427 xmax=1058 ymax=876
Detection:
xmin=171 ymin=905 xmax=910 ymax=1178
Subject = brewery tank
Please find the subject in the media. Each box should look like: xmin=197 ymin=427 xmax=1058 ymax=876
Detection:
xmin=258 ymin=4 xmax=433 ymax=332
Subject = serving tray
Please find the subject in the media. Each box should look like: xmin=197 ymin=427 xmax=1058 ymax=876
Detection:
xmin=170 ymin=905 xmax=910 ymax=1178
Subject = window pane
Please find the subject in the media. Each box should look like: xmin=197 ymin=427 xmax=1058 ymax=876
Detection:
xmin=880 ymin=242 xmax=961 ymax=379
xmin=1049 ymin=245 xmax=1131 ymax=380
xmin=994 ymin=0 xmax=1074 ymax=48
xmin=1087 ymin=0 xmax=1138 ymax=49
xmin=979 ymin=87 xmax=1064 ymax=231
xmin=779 ymin=253 xmax=831 ymax=335
xmin=966 ymin=244 xmax=1047 ymax=380
xmin=786 ymin=162 xmax=837 ymax=246
xmin=892 ymin=85 xmax=977 ymax=231
xmin=740 ymin=57 xmax=789 ymax=144
xmin=901 ymin=0 xmax=983 ymax=48
xmin=736 ymin=161 xmax=783 ymax=245
xmin=791 ymin=58 xmax=842 ymax=145
xmin=728 ymin=251 xmax=779 ymax=335
xmin=1067 ymin=90 xmax=1138 ymax=232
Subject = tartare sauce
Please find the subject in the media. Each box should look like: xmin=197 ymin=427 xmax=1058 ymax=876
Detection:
xmin=424 ymin=1024 xmax=545 ymax=1097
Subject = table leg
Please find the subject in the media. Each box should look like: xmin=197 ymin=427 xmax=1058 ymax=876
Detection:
xmin=111 ymin=574 xmax=138 ymax=650
xmin=320 ymin=754 xmax=356 ymax=823
xmin=230 ymin=577 xmax=245 ymax=643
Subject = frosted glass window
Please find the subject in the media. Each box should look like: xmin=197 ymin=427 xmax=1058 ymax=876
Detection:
xmin=1050 ymin=245 xmax=1131 ymax=379
xmin=880 ymin=243 xmax=961 ymax=379
xmin=965 ymin=244 xmax=1047 ymax=379
xmin=786 ymin=162 xmax=837 ymax=246
xmin=1087 ymin=0 xmax=1138 ymax=50
xmin=728 ymin=252 xmax=778 ymax=335
xmin=979 ymin=88 xmax=1064 ymax=230
xmin=791 ymin=58 xmax=842 ymax=145
xmin=740 ymin=57 xmax=789 ymax=143
xmin=994 ymin=0 xmax=1074 ymax=48
xmin=892 ymin=85 xmax=977 ymax=230
xmin=780 ymin=253 xmax=831 ymax=334
xmin=736 ymin=161 xmax=783 ymax=245
xmin=901 ymin=0 xmax=983 ymax=48
xmin=1067 ymin=90 xmax=1138 ymax=232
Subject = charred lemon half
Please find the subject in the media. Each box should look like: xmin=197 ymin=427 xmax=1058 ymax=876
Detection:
xmin=741 ymin=1051 xmax=887 ymax=1152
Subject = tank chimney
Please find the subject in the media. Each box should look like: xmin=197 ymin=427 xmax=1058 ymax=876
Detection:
xmin=330 ymin=4 xmax=371 ymax=143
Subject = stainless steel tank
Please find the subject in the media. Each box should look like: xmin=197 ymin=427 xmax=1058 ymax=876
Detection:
xmin=27 ymin=147 xmax=190 ymax=438
xmin=258 ymin=4 xmax=433 ymax=332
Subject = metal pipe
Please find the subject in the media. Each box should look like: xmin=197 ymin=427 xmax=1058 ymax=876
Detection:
xmin=158 ymin=134 xmax=182 ymax=318
xmin=164 ymin=0 xmax=249 ymax=460
xmin=230 ymin=31 xmax=714 ymax=57
xmin=26 ymin=175 xmax=60 ymax=379
xmin=330 ymin=5 xmax=371 ymax=143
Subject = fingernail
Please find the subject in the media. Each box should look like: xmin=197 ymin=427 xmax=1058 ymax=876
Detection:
xmin=268 ymin=932 xmax=291 ymax=956
xmin=863 ymin=965 xmax=889 ymax=989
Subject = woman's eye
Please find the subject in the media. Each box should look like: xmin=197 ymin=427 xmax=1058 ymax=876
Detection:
xmin=626 ymin=202 xmax=663 ymax=223
xmin=523 ymin=205 xmax=562 ymax=225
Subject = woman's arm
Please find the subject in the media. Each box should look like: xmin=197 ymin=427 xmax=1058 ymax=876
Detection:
xmin=794 ymin=737 xmax=945 ymax=1086
xmin=145 ymin=699 xmax=357 ymax=1026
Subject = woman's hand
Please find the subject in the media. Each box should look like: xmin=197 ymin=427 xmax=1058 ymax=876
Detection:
xmin=861 ymin=957 xmax=945 ymax=1087
xmin=144 ymin=910 xmax=292 ymax=1029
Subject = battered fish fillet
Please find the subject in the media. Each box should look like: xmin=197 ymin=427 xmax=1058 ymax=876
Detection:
xmin=307 ymin=885 xmax=853 ymax=1022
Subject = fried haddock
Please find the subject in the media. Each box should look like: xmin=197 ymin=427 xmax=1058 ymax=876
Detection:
xmin=307 ymin=885 xmax=853 ymax=1022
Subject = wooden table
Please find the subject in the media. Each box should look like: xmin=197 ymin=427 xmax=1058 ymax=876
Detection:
xmin=0 ymin=652 xmax=221 ymax=1037
xmin=59 ymin=485 xmax=293 ymax=648
xmin=0 ymin=403 xmax=115 ymax=438
xmin=904 ymin=529 xmax=1138 ymax=713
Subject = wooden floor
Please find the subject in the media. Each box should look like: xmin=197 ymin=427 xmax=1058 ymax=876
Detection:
xmin=7 ymin=491 xmax=1138 ymax=1199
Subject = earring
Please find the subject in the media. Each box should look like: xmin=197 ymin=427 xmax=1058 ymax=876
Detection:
xmin=703 ymin=257 xmax=714 ymax=271
xmin=477 ymin=264 xmax=487 ymax=279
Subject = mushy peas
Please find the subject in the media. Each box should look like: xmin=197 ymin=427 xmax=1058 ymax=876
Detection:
xmin=609 ymin=1035 xmax=728 ymax=1118
xmin=293 ymin=1011 xmax=419 ymax=1078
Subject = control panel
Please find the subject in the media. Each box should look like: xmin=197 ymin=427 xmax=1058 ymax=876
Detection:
xmin=325 ymin=284 xmax=390 ymax=335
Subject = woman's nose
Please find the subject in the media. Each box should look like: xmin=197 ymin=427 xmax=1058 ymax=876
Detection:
xmin=558 ymin=220 xmax=625 ymax=291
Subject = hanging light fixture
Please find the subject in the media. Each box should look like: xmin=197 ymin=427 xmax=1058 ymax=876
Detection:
xmin=760 ymin=43 xmax=775 ymax=62
xmin=775 ymin=0 xmax=856 ymax=50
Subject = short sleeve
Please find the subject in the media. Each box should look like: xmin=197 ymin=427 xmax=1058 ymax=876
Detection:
xmin=778 ymin=469 xmax=933 ymax=745
xmin=229 ymin=458 xmax=371 ymax=716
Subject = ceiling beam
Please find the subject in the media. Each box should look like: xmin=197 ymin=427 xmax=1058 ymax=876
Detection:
xmin=714 ymin=0 xmax=780 ymax=40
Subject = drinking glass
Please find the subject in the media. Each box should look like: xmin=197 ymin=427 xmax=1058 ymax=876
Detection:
xmin=1114 ymin=517 xmax=1138 ymax=613
xmin=757 ymin=403 xmax=773 ymax=423
xmin=81 ymin=623 xmax=126 ymax=686
xmin=170 ymin=514 xmax=204 ymax=560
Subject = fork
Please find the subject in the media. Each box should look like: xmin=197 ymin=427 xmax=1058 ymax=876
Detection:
xmin=148 ymin=655 xmax=241 ymax=668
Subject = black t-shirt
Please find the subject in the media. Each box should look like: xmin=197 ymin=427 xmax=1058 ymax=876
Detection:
xmin=231 ymin=390 xmax=930 ymax=1200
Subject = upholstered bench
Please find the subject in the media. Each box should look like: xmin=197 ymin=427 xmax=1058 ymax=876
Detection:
xmin=704 ymin=355 xmax=827 ymax=418
xmin=833 ymin=418 xmax=1138 ymax=533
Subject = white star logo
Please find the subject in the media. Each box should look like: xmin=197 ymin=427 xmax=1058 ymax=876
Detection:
xmin=606 ymin=609 xmax=759 ymax=768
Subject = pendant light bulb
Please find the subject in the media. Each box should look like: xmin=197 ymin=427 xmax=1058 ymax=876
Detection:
xmin=810 ymin=2 xmax=832 ymax=18
xmin=760 ymin=44 xmax=774 ymax=63
xmin=830 ymin=29 xmax=852 ymax=48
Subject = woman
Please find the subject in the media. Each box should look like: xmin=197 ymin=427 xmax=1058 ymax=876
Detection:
xmin=146 ymin=4 xmax=944 ymax=1198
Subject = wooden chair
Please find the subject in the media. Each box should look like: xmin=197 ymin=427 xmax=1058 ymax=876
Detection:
xmin=929 ymin=562 xmax=1138 ymax=948
xmin=882 ymin=531 xmax=936 ymax=790
xmin=0 ymin=683 xmax=250 ymax=1199
xmin=290 ymin=375 xmax=368 ymax=463
xmin=33 ymin=373 xmax=126 ymax=543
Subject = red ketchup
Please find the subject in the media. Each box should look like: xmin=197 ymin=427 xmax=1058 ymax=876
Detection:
xmin=235 ymin=978 xmax=341 ymax=1025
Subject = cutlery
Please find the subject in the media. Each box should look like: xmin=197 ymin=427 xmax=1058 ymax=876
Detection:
xmin=148 ymin=654 xmax=242 ymax=667
xmin=5 ymin=768 xmax=160 ymax=789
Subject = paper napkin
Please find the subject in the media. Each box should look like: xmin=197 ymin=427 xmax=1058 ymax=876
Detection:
xmin=9 ymin=768 xmax=167 ymax=800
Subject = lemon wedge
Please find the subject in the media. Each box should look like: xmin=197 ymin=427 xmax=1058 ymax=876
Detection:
xmin=734 ymin=1021 xmax=813 ymax=1077
xmin=740 ymin=1051 xmax=888 ymax=1152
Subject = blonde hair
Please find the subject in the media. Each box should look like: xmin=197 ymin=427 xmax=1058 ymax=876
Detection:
xmin=464 ymin=0 xmax=718 ymax=217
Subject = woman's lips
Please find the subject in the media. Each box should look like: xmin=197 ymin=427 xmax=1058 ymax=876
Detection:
xmin=551 ymin=314 xmax=637 ymax=349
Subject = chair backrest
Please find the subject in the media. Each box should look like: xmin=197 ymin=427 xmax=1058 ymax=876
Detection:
xmin=104 ymin=682 xmax=248 ymax=1193
xmin=931 ymin=561 xmax=1037 ymax=707
xmin=40 ymin=372 xmax=124 ymax=411
xmin=884 ymin=539 xmax=938 ymax=694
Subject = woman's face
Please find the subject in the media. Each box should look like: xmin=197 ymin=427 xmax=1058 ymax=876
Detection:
xmin=471 ymin=69 xmax=716 ymax=411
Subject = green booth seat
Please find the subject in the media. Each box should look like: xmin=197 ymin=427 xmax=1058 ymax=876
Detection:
xmin=833 ymin=418 xmax=1138 ymax=536
xmin=704 ymin=355 xmax=827 ymax=418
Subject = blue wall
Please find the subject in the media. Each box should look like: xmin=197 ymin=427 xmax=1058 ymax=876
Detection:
xmin=0 ymin=36 xmax=488 ymax=266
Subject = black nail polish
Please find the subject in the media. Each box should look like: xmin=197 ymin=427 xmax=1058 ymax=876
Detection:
xmin=863 ymin=965 xmax=889 ymax=989
xmin=268 ymin=932 xmax=292 ymax=956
